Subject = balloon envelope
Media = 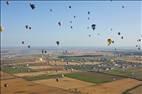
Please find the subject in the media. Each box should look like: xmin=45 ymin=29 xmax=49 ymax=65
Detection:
xmin=56 ymin=41 xmax=60 ymax=46
xmin=91 ymin=24 xmax=96 ymax=31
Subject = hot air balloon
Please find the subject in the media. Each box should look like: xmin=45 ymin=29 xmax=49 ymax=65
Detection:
xmin=25 ymin=25 xmax=28 ymax=29
xmin=137 ymin=39 xmax=141 ymax=42
xmin=122 ymin=5 xmax=125 ymax=8
xmin=6 ymin=1 xmax=9 ymax=5
xmin=88 ymin=11 xmax=90 ymax=15
xmin=121 ymin=36 xmax=124 ymax=39
xmin=49 ymin=9 xmax=53 ymax=12
xmin=73 ymin=16 xmax=76 ymax=19
xmin=110 ymin=28 xmax=112 ymax=31
xmin=0 ymin=26 xmax=3 ymax=32
xmin=88 ymin=34 xmax=91 ymax=37
xmin=56 ymin=41 xmax=60 ymax=46
xmin=42 ymin=50 xmax=44 ymax=54
xmin=136 ymin=45 xmax=138 ymax=47
xmin=45 ymin=50 xmax=47 ymax=53
xmin=88 ymin=17 xmax=90 ymax=20
xmin=91 ymin=24 xmax=96 ymax=31
xmin=107 ymin=38 xmax=112 ymax=46
xmin=138 ymin=47 xmax=141 ymax=50
xmin=70 ymin=26 xmax=73 ymax=29
xmin=22 ymin=41 xmax=24 ymax=44
xmin=69 ymin=5 xmax=71 ymax=8
xmin=118 ymin=32 xmax=121 ymax=35
xmin=58 ymin=22 xmax=61 ymax=26
xmin=30 ymin=3 xmax=35 ymax=10
xmin=4 ymin=83 xmax=8 ymax=87
xmin=112 ymin=40 xmax=114 ymax=44
xmin=29 ymin=27 xmax=31 ymax=30
xmin=28 ymin=45 xmax=31 ymax=48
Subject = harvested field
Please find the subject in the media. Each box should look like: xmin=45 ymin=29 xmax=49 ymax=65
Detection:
xmin=0 ymin=71 xmax=15 ymax=80
xmin=1 ymin=72 xmax=73 ymax=94
xmin=33 ymin=77 xmax=94 ymax=90
xmin=124 ymin=84 xmax=142 ymax=94
xmin=78 ymin=78 xmax=142 ymax=94
xmin=14 ymin=70 xmax=71 ymax=77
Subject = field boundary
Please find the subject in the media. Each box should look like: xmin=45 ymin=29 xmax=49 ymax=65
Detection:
xmin=122 ymin=84 xmax=142 ymax=94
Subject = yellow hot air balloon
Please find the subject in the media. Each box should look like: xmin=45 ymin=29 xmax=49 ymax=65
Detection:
xmin=107 ymin=38 xmax=112 ymax=46
xmin=0 ymin=26 xmax=4 ymax=32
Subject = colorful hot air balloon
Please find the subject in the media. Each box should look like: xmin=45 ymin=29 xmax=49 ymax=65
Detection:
xmin=107 ymin=38 xmax=112 ymax=46
xmin=0 ymin=26 xmax=3 ymax=32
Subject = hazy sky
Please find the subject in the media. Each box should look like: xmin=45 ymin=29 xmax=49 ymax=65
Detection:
xmin=1 ymin=1 xmax=142 ymax=48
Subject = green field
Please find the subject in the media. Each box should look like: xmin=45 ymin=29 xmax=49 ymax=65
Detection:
xmin=105 ymin=68 xmax=142 ymax=80
xmin=1 ymin=66 xmax=35 ymax=74
xmin=65 ymin=72 xmax=124 ymax=84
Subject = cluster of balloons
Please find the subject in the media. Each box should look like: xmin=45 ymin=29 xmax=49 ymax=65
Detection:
xmin=42 ymin=49 xmax=47 ymax=54
xmin=107 ymin=38 xmax=114 ymax=46
xmin=136 ymin=38 xmax=141 ymax=50
xmin=25 ymin=25 xmax=32 ymax=30
xmin=2 ymin=1 xmax=141 ymax=52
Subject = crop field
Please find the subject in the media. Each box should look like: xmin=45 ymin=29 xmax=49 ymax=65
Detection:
xmin=105 ymin=68 xmax=142 ymax=80
xmin=0 ymin=71 xmax=73 ymax=94
xmin=64 ymin=72 xmax=124 ymax=84
xmin=78 ymin=78 xmax=142 ymax=94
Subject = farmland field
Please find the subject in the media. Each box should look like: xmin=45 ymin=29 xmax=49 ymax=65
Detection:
xmin=104 ymin=68 xmax=142 ymax=80
xmin=65 ymin=72 xmax=124 ymax=84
